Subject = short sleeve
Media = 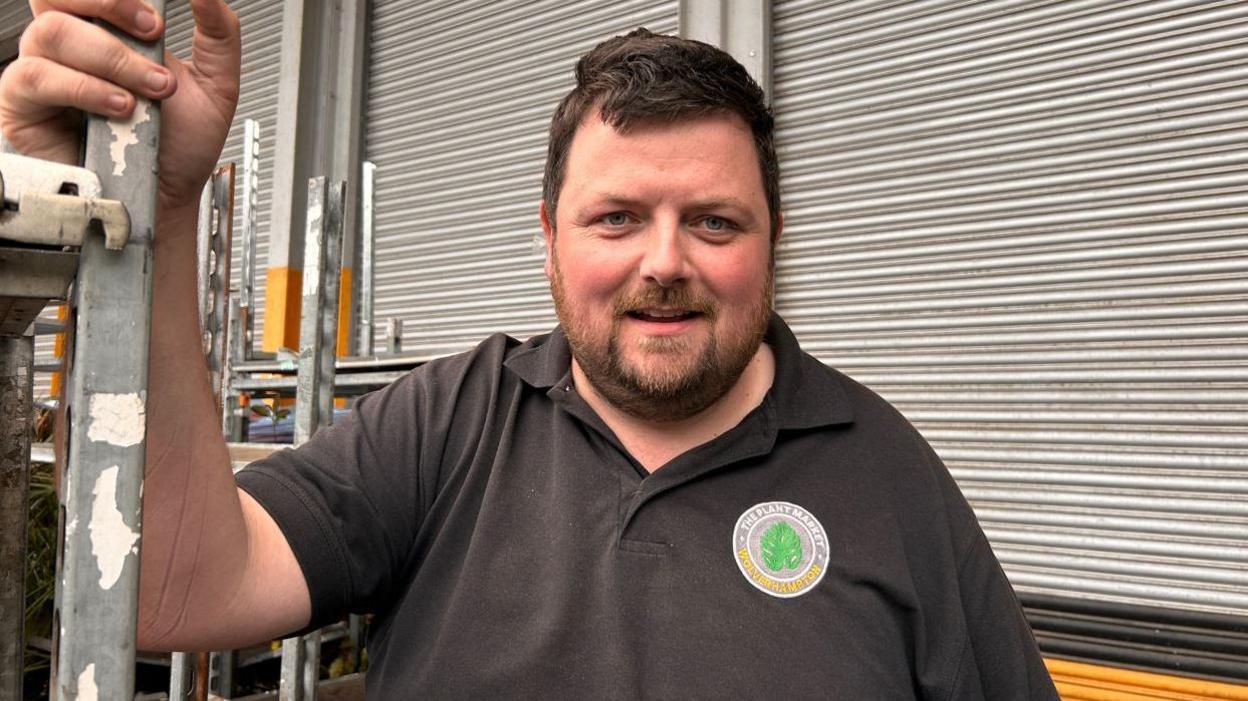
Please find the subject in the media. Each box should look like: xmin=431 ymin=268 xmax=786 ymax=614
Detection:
xmin=913 ymin=437 xmax=1059 ymax=700
xmin=235 ymin=369 xmax=427 ymax=629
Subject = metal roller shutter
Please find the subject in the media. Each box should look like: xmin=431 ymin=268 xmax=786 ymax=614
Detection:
xmin=772 ymin=0 xmax=1248 ymax=621
xmin=365 ymin=0 xmax=678 ymax=360
xmin=0 ymin=1 xmax=28 ymax=50
xmin=167 ymin=0 xmax=282 ymax=354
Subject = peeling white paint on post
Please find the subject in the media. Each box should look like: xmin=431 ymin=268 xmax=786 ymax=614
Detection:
xmin=107 ymin=102 xmax=151 ymax=177
xmin=76 ymin=663 xmax=98 ymax=701
xmin=86 ymin=392 xmax=146 ymax=446
xmin=89 ymin=466 xmax=140 ymax=590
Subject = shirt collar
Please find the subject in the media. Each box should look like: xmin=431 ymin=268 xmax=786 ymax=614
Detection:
xmin=503 ymin=313 xmax=854 ymax=430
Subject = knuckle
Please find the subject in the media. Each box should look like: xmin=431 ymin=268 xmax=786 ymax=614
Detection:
xmin=94 ymin=0 xmax=122 ymax=16
xmin=71 ymin=75 xmax=95 ymax=108
xmin=14 ymin=58 xmax=46 ymax=91
xmin=27 ymin=12 xmax=68 ymax=53
xmin=105 ymin=46 xmax=131 ymax=81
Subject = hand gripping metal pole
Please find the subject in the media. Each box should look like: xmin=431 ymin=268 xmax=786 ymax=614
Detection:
xmin=279 ymin=177 xmax=344 ymax=701
xmin=53 ymin=5 xmax=164 ymax=698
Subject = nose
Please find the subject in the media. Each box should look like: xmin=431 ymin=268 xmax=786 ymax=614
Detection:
xmin=638 ymin=220 xmax=690 ymax=287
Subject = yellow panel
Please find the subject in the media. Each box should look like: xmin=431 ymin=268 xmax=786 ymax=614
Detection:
xmin=262 ymin=266 xmax=302 ymax=353
xmin=1047 ymin=659 xmax=1248 ymax=700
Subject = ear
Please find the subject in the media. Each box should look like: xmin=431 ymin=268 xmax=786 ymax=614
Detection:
xmin=539 ymin=199 xmax=556 ymax=279
xmin=772 ymin=212 xmax=784 ymax=247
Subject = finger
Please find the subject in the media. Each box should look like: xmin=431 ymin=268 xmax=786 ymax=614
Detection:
xmin=188 ymin=0 xmax=241 ymax=83
xmin=29 ymin=0 xmax=163 ymax=41
xmin=1 ymin=55 xmax=137 ymax=121
xmin=20 ymin=12 xmax=175 ymax=102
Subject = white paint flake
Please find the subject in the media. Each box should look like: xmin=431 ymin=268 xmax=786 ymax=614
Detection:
xmin=87 ymin=392 xmax=146 ymax=447
xmin=108 ymin=100 xmax=151 ymax=176
xmin=76 ymin=663 xmax=98 ymax=700
xmin=89 ymin=465 xmax=139 ymax=590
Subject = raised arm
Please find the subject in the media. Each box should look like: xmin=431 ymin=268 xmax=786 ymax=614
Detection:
xmin=0 ymin=0 xmax=310 ymax=650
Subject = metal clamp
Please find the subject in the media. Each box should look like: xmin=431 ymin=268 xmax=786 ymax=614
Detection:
xmin=0 ymin=153 xmax=130 ymax=250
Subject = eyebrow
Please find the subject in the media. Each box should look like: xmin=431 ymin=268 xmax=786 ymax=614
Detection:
xmin=584 ymin=194 xmax=756 ymax=213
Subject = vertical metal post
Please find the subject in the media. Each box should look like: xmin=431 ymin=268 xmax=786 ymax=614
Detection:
xmin=385 ymin=317 xmax=402 ymax=355
xmin=196 ymin=181 xmax=213 ymax=339
xmin=0 ymin=332 xmax=33 ymax=701
xmin=356 ymin=161 xmax=375 ymax=357
xmin=292 ymin=177 xmax=329 ymax=448
xmin=317 ymin=181 xmax=344 ymax=426
xmin=240 ymin=119 xmax=260 ymax=356
xmin=280 ymin=176 xmax=344 ymax=700
xmin=54 ymin=5 xmax=164 ymax=698
xmin=221 ymin=297 xmax=245 ymax=442
xmin=169 ymin=653 xmax=194 ymax=700
xmin=205 ymin=165 xmax=236 ymax=405
xmin=209 ymin=650 xmax=237 ymax=698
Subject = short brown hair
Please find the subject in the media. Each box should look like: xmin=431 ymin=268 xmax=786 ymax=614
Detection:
xmin=542 ymin=28 xmax=780 ymax=237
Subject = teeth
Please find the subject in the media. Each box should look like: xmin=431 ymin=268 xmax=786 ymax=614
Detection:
xmin=642 ymin=309 xmax=685 ymax=318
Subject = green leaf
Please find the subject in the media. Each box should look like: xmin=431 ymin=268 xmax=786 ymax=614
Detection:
xmin=759 ymin=521 xmax=803 ymax=572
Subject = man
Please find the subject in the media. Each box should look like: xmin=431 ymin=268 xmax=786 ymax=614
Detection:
xmin=1 ymin=1 xmax=1057 ymax=697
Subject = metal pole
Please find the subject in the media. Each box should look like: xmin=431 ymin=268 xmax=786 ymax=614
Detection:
xmin=240 ymin=119 xmax=260 ymax=356
xmin=0 ymin=332 xmax=33 ymax=701
xmin=209 ymin=650 xmax=237 ymax=698
xmin=279 ymin=176 xmax=341 ymax=700
xmin=317 ymin=181 xmax=344 ymax=427
xmin=169 ymin=653 xmax=194 ymax=700
xmin=292 ymin=177 xmax=329 ymax=448
xmin=222 ymin=297 xmax=246 ymax=442
xmin=356 ymin=161 xmax=375 ymax=357
xmin=53 ymin=5 xmax=164 ymax=698
xmin=206 ymin=165 xmax=236 ymax=405
xmin=196 ymin=181 xmax=213 ymax=338
xmin=385 ymin=317 xmax=402 ymax=355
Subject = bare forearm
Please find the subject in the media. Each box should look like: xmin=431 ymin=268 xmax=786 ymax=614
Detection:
xmin=136 ymin=202 xmax=249 ymax=649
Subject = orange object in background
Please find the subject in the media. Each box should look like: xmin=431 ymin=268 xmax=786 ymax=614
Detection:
xmin=1047 ymin=658 xmax=1248 ymax=700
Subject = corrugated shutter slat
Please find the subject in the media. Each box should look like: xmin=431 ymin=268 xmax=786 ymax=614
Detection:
xmin=365 ymin=1 xmax=679 ymax=360
xmin=772 ymin=0 xmax=1248 ymax=619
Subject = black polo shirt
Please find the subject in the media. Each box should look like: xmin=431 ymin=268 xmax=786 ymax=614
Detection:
xmin=237 ymin=315 xmax=1057 ymax=699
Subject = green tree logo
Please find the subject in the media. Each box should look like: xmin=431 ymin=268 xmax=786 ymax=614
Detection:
xmin=760 ymin=521 xmax=803 ymax=572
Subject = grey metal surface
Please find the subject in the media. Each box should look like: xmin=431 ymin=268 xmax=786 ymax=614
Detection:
xmin=771 ymin=0 xmax=1248 ymax=617
xmin=292 ymin=176 xmax=331 ymax=446
xmin=0 ymin=332 xmax=32 ymax=701
xmin=169 ymin=651 xmax=194 ymax=699
xmin=678 ymin=0 xmax=771 ymax=99
xmin=316 ymin=181 xmax=344 ymax=427
xmin=364 ymin=0 xmax=679 ymax=357
xmin=241 ymin=119 xmax=261 ymax=354
xmin=0 ymin=248 xmax=76 ymax=335
xmin=279 ymin=176 xmax=344 ymax=700
xmin=356 ymin=161 xmax=375 ymax=357
xmin=54 ymin=3 xmax=164 ymax=695
xmin=206 ymin=166 xmax=236 ymax=406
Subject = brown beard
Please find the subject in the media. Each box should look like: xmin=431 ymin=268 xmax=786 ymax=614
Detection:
xmin=550 ymin=252 xmax=773 ymax=422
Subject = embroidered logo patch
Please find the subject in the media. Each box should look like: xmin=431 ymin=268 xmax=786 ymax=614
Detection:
xmin=733 ymin=501 xmax=829 ymax=598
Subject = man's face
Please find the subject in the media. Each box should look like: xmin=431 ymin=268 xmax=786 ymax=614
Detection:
xmin=541 ymin=111 xmax=778 ymax=422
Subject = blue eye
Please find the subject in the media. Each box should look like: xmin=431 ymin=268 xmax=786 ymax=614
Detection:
xmin=603 ymin=212 xmax=629 ymax=226
xmin=703 ymin=216 xmax=728 ymax=231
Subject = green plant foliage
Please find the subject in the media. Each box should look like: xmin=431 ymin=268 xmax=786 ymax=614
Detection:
xmin=759 ymin=521 xmax=803 ymax=572
xmin=25 ymin=460 xmax=57 ymax=674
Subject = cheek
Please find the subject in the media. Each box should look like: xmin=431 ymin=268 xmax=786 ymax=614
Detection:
xmin=698 ymin=249 xmax=770 ymax=302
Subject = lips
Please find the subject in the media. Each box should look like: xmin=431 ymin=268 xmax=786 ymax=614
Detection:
xmin=627 ymin=309 xmax=703 ymax=323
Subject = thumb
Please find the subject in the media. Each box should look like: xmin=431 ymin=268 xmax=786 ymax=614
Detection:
xmin=187 ymin=0 xmax=241 ymax=91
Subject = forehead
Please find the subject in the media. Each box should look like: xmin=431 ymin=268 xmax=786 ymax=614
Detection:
xmin=560 ymin=110 xmax=766 ymax=209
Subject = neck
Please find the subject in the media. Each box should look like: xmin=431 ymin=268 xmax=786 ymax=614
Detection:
xmin=572 ymin=344 xmax=776 ymax=472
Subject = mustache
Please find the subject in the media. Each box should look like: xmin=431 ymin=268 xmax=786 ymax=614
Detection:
xmin=611 ymin=286 xmax=717 ymax=317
